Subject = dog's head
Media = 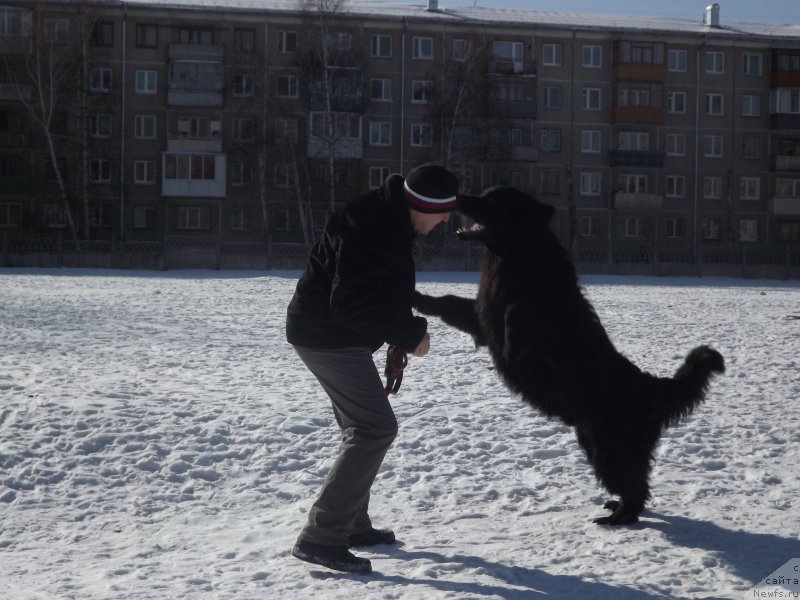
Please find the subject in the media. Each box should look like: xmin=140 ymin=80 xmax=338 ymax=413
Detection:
xmin=456 ymin=186 xmax=555 ymax=250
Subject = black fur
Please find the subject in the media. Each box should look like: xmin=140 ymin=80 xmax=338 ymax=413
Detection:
xmin=414 ymin=186 xmax=725 ymax=525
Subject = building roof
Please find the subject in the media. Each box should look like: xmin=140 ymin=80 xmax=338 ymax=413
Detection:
xmin=99 ymin=0 xmax=800 ymax=41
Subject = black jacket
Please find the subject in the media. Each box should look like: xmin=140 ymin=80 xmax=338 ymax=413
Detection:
xmin=285 ymin=174 xmax=427 ymax=353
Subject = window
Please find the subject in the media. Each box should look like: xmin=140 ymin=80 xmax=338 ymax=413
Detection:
xmin=274 ymin=164 xmax=297 ymax=188
xmin=743 ymin=53 xmax=762 ymax=75
xmin=0 ymin=203 xmax=21 ymax=228
xmin=274 ymin=118 xmax=298 ymax=143
xmin=582 ymin=88 xmax=601 ymax=111
xmin=706 ymin=51 xmax=724 ymax=74
xmin=706 ymin=93 xmax=725 ymax=116
xmin=370 ymin=78 xmax=391 ymax=101
xmin=310 ymin=112 xmax=360 ymax=139
xmin=740 ymin=219 xmax=758 ymax=242
xmin=369 ymin=166 xmax=390 ymax=188
xmin=580 ymin=172 xmax=601 ymax=196
xmin=543 ymin=44 xmax=562 ymax=66
xmin=667 ymin=91 xmax=686 ymax=114
xmin=134 ymin=160 xmax=156 ymax=184
xmin=411 ymin=80 xmax=433 ymax=104
xmin=177 ymin=206 xmax=211 ymax=230
xmin=372 ymin=34 xmax=391 ymax=57
xmin=164 ymin=154 xmax=216 ymax=181
xmin=619 ymin=41 xmax=664 ymax=64
xmin=742 ymin=95 xmax=761 ymax=117
xmin=0 ymin=7 xmax=29 ymax=36
xmin=135 ymin=70 xmax=157 ymax=94
xmin=666 ymin=175 xmax=685 ymax=197
xmin=232 ymin=163 xmax=252 ymax=186
xmin=325 ymin=32 xmax=351 ymax=52
xmin=277 ymin=31 xmax=297 ymax=53
xmin=233 ymin=73 xmax=254 ymax=96
xmin=668 ymin=49 xmax=687 ymax=72
xmin=618 ymin=216 xmax=643 ymax=238
xmin=491 ymin=41 xmax=523 ymax=72
xmin=273 ymin=208 xmax=290 ymax=231
xmin=92 ymin=21 xmax=113 ymax=47
xmin=579 ymin=215 xmax=599 ymax=237
xmin=617 ymin=86 xmax=653 ymax=108
xmin=133 ymin=206 xmax=156 ymax=229
xmin=581 ymin=130 xmax=601 ymax=153
xmin=276 ymin=74 xmax=298 ymax=97
xmin=583 ymin=45 xmax=602 ymax=68
xmin=230 ymin=208 xmax=250 ymax=231
xmin=234 ymin=28 xmax=255 ymax=53
xmin=90 ymin=68 xmax=112 ymax=92
xmin=740 ymin=176 xmax=760 ymax=200
xmin=776 ymin=178 xmax=800 ymax=197
xmin=89 ymin=113 xmax=112 ymax=138
xmin=491 ymin=127 xmax=522 ymax=147
xmin=134 ymin=115 xmax=156 ymax=139
xmin=233 ymin=119 xmax=254 ymax=142
xmin=369 ymin=121 xmax=391 ymax=146
xmin=619 ymin=174 xmax=648 ymax=193
xmin=619 ymin=132 xmax=649 ymax=151
xmin=773 ymin=88 xmax=800 ymax=114
xmin=665 ymin=218 xmax=684 ymax=239
xmin=179 ymin=28 xmax=212 ymax=45
xmin=411 ymin=123 xmax=433 ymax=147
xmin=778 ymin=222 xmax=800 ymax=241
xmin=490 ymin=80 xmax=534 ymax=102
xmin=666 ymin=133 xmax=686 ymax=156
xmin=542 ymin=85 xmax=562 ymax=109
xmin=704 ymin=135 xmax=723 ymax=158
xmin=702 ymin=218 xmax=721 ymax=240
xmin=491 ymin=169 xmax=522 ymax=187
xmin=313 ymin=210 xmax=328 ymax=232
xmin=44 ymin=18 xmax=69 ymax=44
xmin=90 ymin=159 xmax=111 ymax=183
xmin=413 ymin=37 xmax=433 ymax=60
xmin=541 ymin=128 xmax=561 ymax=152
xmin=176 ymin=116 xmax=210 ymax=138
xmin=704 ymin=177 xmax=723 ymax=199
xmin=169 ymin=62 xmax=223 ymax=91
xmin=454 ymin=126 xmax=472 ymax=149
xmin=453 ymin=39 xmax=471 ymax=61
xmin=541 ymin=171 xmax=561 ymax=194
xmin=43 ymin=204 xmax=66 ymax=228
xmin=88 ymin=205 xmax=110 ymax=228
xmin=742 ymin=135 xmax=761 ymax=159
xmin=136 ymin=24 xmax=157 ymax=48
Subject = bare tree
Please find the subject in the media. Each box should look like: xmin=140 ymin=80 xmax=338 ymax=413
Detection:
xmin=2 ymin=1 xmax=100 ymax=245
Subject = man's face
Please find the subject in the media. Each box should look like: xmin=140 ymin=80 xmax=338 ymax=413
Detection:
xmin=409 ymin=209 xmax=451 ymax=235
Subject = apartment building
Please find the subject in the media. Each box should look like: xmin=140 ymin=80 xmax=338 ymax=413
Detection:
xmin=0 ymin=0 xmax=799 ymax=272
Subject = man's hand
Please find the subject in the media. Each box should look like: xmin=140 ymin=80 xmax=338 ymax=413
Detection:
xmin=412 ymin=333 xmax=430 ymax=357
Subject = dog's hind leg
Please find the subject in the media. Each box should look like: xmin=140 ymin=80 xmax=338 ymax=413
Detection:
xmin=590 ymin=444 xmax=651 ymax=526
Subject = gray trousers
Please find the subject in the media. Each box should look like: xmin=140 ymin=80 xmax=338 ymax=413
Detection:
xmin=294 ymin=345 xmax=398 ymax=546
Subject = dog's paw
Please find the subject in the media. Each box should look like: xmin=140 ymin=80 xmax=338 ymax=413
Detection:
xmin=593 ymin=500 xmax=640 ymax=526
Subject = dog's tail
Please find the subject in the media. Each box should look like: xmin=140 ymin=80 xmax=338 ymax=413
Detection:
xmin=659 ymin=345 xmax=725 ymax=428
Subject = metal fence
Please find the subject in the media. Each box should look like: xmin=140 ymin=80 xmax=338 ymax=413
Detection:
xmin=2 ymin=231 xmax=799 ymax=279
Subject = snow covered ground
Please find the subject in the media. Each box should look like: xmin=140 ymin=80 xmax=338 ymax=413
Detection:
xmin=1 ymin=268 xmax=799 ymax=600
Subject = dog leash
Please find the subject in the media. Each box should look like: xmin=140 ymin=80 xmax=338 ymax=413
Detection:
xmin=384 ymin=345 xmax=408 ymax=395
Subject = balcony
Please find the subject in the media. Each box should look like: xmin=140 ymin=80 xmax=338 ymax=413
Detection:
xmin=488 ymin=60 xmax=536 ymax=77
xmin=0 ymin=175 xmax=33 ymax=194
xmin=770 ymin=196 xmax=800 ymax=216
xmin=771 ymin=71 xmax=800 ymax=88
xmin=307 ymin=136 xmax=362 ymax=159
xmin=0 ymin=133 xmax=28 ymax=147
xmin=613 ymin=106 xmax=664 ymax=124
xmin=309 ymin=69 xmax=363 ymax=113
xmin=610 ymin=150 xmax=664 ymax=168
xmin=161 ymin=153 xmax=227 ymax=198
xmin=167 ymin=136 xmax=222 ymax=153
xmin=770 ymin=113 xmax=800 ymax=130
xmin=614 ymin=192 xmax=663 ymax=210
xmin=487 ymin=145 xmax=538 ymax=162
xmin=486 ymin=100 xmax=536 ymax=119
xmin=613 ymin=63 xmax=666 ymax=82
xmin=771 ymin=155 xmax=800 ymax=171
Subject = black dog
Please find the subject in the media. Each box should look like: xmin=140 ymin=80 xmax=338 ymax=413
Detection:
xmin=414 ymin=186 xmax=725 ymax=525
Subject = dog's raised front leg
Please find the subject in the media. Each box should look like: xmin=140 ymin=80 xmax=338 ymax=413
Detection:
xmin=413 ymin=292 xmax=485 ymax=345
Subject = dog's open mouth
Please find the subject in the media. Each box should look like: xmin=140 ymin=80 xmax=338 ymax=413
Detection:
xmin=456 ymin=222 xmax=487 ymax=241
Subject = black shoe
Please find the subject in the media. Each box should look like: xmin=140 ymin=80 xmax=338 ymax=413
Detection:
xmin=291 ymin=540 xmax=372 ymax=574
xmin=348 ymin=527 xmax=396 ymax=548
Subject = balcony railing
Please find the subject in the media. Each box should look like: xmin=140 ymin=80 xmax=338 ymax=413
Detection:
xmin=610 ymin=150 xmax=664 ymax=168
xmin=613 ymin=105 xmax=665 ymax=124
xmin=168 ymin=43 xmax=224 ymax=61
xmin=770 ymin=113 xmax=800 ymax=130
xmin=770 ymin=196 xmax=800 ymax=216
xmin=771 ymin=155 xmax=800 ymax=171
xmin=0 ymin=83 xmax=31 ymax=101
xmin=614 ymin=192 xmax=663 ymax=210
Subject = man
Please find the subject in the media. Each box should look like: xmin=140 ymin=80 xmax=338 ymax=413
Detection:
xmin=286 ymin=164 xmax=459 ymax=574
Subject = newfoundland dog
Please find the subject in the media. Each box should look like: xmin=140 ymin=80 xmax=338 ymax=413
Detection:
xmin=414 ymin=186 xmax=725 ymax=525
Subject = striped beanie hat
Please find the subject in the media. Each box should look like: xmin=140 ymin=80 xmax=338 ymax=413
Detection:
xmin=402 ymin=164 xmax=459 ymax=214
